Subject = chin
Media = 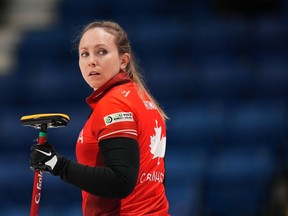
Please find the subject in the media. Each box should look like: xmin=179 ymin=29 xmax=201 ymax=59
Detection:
xmin=89 ymin=82 xmax=102 ymax=90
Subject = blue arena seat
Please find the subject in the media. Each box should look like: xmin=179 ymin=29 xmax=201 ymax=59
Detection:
xmin=197 ymin=55 xmax=252 ymax=100
xmin=254 ymin=57 xmax=288 ymax=99
xmin=166 ymin=148 xmax=208 ymax=216
xmin=203 ymin=146 xmax=275 ymax=216
xmin=167 ymin=102 xmax=224 ymax=149
xmin=225 ymin=101 xmax=286 ymax=144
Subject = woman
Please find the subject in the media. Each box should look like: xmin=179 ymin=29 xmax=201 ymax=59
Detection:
xmin=30 ymin=20 xmax=170 ymax=215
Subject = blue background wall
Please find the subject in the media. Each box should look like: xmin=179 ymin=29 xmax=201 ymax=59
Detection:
xmin=0 ymin=0 xmax=288 ymax=215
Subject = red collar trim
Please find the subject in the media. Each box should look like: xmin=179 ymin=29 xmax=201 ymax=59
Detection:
xmin=86 ymin=72 xmax=132 ymax=107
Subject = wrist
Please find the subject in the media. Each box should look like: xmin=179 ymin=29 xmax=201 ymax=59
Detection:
xmin=51 ymin=155 xmax=68 ymax=176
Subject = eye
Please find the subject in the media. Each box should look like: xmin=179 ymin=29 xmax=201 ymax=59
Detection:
xmin=80 ymin=51 xmax=89 ymax=57
xmin=98 ymin=49 xmax=108 ymax=55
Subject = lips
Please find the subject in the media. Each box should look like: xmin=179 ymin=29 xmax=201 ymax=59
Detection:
xmin=89 ymin=71 xmax=100 ymax=76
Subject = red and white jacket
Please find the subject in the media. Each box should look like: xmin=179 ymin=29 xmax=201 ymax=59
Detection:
xmin=76 ymin=72 xmax=170 ymax=216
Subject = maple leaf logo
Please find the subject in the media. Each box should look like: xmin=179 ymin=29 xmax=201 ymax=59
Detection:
xmin=149 ymin=120 xmax=166 ymax=165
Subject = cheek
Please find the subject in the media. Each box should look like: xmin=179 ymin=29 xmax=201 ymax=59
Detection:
xmin=79 ymin=59 xmax=86 ymax=71
xmin=106 ymin=57 xmax=121 ymax=72
xmin=79 ymin=62 xmax=86 ymax=78
xmin=109 ymin=63 xmax=120 ymax=73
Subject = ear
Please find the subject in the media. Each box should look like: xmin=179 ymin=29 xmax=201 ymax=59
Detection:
xmin=120 ymin=53 xmax=131 ymax=71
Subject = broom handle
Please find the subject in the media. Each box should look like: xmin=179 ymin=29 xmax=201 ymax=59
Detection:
xmin=30 ymin=125 xmax=47 ymax=216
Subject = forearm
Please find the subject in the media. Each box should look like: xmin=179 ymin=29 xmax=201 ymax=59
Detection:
xmin=56 ymin=138 xmax=140 ymax=198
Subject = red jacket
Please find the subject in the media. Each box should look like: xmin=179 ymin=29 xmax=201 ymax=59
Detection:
xmin=76 ymin=72 xmax=170 ymax=215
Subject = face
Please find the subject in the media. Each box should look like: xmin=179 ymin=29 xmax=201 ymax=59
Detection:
xmin=78 ymin=27 xmax=130 ymax=90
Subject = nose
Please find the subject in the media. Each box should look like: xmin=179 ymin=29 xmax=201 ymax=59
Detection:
xmin=88 ymin=55 xmax=97 ymax=67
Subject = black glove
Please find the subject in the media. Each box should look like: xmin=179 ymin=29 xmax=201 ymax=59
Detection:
xmin=30 ymin=142 xmax=60 ymax=175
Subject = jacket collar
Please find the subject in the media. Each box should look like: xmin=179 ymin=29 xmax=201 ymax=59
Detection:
xmin=86 ymin=72 xmax=132 ymax=108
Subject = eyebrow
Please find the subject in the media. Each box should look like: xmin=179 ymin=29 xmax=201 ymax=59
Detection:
xmin=79 ymin=43 xmax=107 ymax=50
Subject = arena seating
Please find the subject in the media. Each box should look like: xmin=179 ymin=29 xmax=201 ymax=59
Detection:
xmin=0 ymin=0 xmax=287 ymax=215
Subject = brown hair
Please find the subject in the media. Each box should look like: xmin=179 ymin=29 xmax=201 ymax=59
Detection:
xmin=77 ymin=20 xmax=168 ymax=122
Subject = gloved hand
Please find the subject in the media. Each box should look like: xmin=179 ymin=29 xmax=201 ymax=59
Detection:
xmin=30 ymin=142 xmax=60 ymax=175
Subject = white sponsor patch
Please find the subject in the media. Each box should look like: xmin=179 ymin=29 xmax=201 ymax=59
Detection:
xmin=104 ymin=112 xmax=134 ymax=126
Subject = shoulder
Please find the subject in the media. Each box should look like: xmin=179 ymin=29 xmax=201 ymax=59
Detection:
xmin=101 ymin=82 xmax=140 ymax=106
xmin=91 ymin=83 xmax=139 ymax=119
